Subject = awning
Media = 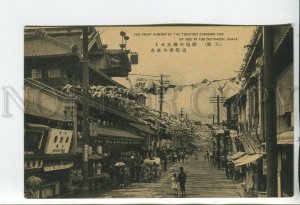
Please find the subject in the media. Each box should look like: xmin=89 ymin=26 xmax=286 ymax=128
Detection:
xmin=129 ymin=123 xmax=152 ymax=134
xmin=93 ymin=127 xmax=143 ymax=141
xmin=277 ymin=130 xmax=293 ymax=145
xmin=234 ymin=154 xmax=263 ymax=167
xmin=89 ymin=154 xmax=102 ymax=160
xmin=228 ymin=151 xmax=246 ymax=161
xmin=232 ymin=154 xmax=249 ymax=164
xmin=25 ymin=123 xmax=50 ymax=131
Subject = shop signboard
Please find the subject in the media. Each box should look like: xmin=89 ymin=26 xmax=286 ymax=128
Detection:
xmin=44 ymin=128 xmax=73 ymax=154
xmin=44 ymin=163 xmax=73 ymax=172
xmin=90 ymin=123 xmax=98 ymax=136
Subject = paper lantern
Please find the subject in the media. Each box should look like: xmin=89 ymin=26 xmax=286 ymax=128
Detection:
xmin=97 ymin=146 xmax=102 ymax=154
xmin=88 ymin=146 xmax=93 ymax=155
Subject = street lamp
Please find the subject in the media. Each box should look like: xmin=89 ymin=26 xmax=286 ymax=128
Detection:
xmin=124 ymin=35 xmax=129 ymax=50
xmin=119 ymin=31 xmax=129 ymax=50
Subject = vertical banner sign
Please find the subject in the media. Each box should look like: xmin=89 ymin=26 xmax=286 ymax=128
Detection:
xmin=83 ymin=144 xmax=89 ymax=161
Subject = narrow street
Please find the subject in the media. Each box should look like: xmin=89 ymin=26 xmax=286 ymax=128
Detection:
xmin=99 ymin=156 xmax=243 ymax=198
xmin=22 ymin=26 xmax=296 ymax=200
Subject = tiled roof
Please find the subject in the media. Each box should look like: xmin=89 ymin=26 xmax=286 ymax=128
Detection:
xmin=24 ymin=27 xmax=103 ymax=57
xmin=24 ymin=36 xmax=76 ymax=57
xmin=24 ymin=27 xmax=86 ymax=57
xmin=54 ymin=34 xmax=83 ymax=51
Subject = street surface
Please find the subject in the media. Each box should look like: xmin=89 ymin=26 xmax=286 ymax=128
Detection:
xmin=99 ymin=156 xmax=243 ymax=198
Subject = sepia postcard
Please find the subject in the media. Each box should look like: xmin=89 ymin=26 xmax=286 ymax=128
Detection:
xmin=22 ymin=25 xmax=297 ymax=200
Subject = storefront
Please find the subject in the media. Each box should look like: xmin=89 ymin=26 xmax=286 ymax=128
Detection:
xmin=89 ymin=123 xmax=144 ymax=155
xmin=24 ymin=79 xmax=76 ymax=198
xmin=276 ymin=62 xmax=294 ymax=197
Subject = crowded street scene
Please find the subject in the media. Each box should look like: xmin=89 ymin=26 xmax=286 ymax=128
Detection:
xmin=23 ymin=25 xmax=296 ymax=199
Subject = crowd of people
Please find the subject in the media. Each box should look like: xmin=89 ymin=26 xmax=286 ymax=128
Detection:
xmin=69 ymin=148 xmax=200 ymax=197
xmin=112 ymin=149 xmax=193 ymax=190
xmin=78 ymin=152 xmax=165 ymax=189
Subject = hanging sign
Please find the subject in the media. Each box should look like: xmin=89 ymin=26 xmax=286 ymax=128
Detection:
xmin=44 ymin=128 xmax=73 ymax=154
xmin=83 ymin=145 xmax=89 ymax=161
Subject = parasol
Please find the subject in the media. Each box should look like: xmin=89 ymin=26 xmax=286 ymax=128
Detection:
xmin=114 ymin=162 xmax=126 ymax=166
xmin=144 ymin=157 xmax=161 ymax=165
xmin=26 ymin=176 xmax=42 ymax=187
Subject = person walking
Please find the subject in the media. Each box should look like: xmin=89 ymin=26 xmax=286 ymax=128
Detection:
xmin=163 ymin=156 xmax=168 ymax=171
xmin=151 ymin=162 xmax=158 ymax=182
xmin=206 ymin=150 xmax=209 ymax=162
xmin=172 ymin=153 xmax=177 ymax=164
xmin=203 ymin=151 xmax=207 ymax=161
xmin=144 ymin=164 xmax=151 ymax=183
xmin=171 ymin=173 xmax=178 ymax=196
xmin=177 ymin=167 xmax=187 ymax=197
xmin=117 ymin=166 xmax=125 ymax=187
xmin=135 ymin=161 xmax=142 ymax=182
xmin=129 ymin=156 xmax=136 ymax=182
xmin=181 ymin=152 xmax=185 ymax=164
xmin=177 ymin=152 xmax=181 ymax=163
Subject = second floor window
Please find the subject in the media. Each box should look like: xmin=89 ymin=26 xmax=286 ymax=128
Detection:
xmin=31 ymin=69 xmax=42 ymax=79
xmin=48 ymin=68 xmax=61 ymax=78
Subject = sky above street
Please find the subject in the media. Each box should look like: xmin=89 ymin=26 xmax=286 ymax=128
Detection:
xmin=99 ymin=26 xmax=256 ymax=123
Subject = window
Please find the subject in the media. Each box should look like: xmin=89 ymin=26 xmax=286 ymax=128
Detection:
xmin=48 ymin=68 xmax=61 ymax=78
xmin=24 ymin=130 xmax=43 ymax=152
xmin=31 ymin=69 xmax=42 ymax=79
xmin=276 ymin=65 xmax=293 ymax=132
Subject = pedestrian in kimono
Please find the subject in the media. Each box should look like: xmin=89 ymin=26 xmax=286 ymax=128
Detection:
xmin=129 ymin=156 xmax=136 ymax=182
xmin=181 ymin=152 xmax=185 ymax=164
xmin=178 ymin=167 xmax=187 ymax=197
xmin=163 ymin=155 xmax=168 ymax=171
xmin=171 ymin=173 xmax=178 ymax=196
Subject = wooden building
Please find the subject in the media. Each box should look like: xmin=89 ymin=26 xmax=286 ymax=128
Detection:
xmin=24 ymin=78 xmax=76 ymax=198
xmin=224 ymin=25 xmax=294 ymax=197
xmin=24 ymin=26 xmax=152 ymax=197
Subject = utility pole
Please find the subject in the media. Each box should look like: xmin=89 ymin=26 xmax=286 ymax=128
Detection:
xmin=223 ymin=134 xmax=228 ymax=178
xmin=209 ymin=96 xmax=226 ymax=170
xmin=185 ymin=113 xmax=188 ymax=126
xmin=158 ymin=74 xmax=165 ymax=154
xmin=263 ymin=26 xmax=277 ymax=197
xmin=159 ymin=74 xmax=164 ymax=117
xmin=216 ymin=134 xmax=221 ymax=170
xmin=179 ymin=107 xmax=184 ymax=118
xmin=80 ymin=26 xmax=90 ymax=191
xmin=213 ymin=114 xmax=215 ymax=124
xmin=217 ymin=96 xmax=220 ymax=124
xmin=209 ymin=96 xmax=226 ymax=125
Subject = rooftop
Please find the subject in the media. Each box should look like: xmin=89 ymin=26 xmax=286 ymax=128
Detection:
xmin=24 ymin=26 xmax=101 ymax=57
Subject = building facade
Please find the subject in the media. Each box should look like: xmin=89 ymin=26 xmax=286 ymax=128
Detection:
xmin=224 ymin=25 xmax=294 ymax=197
xmin=24 ymin=26 xmax=153 ymax=197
